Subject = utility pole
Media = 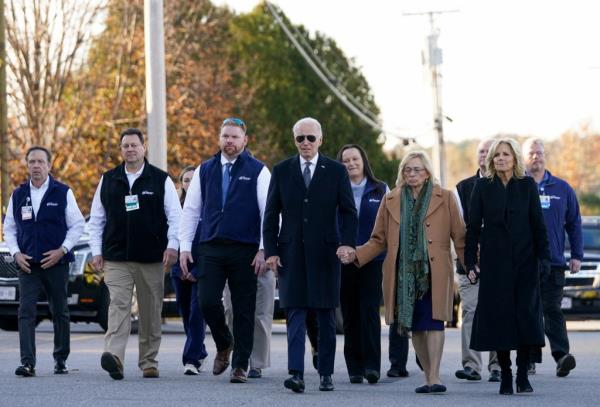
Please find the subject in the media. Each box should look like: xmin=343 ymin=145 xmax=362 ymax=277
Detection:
xmin=0 ymin=0 xmax=8 ymax=226
xmin=404 ymin=9 xmax=458 ymax=187
xmin=144 ymin=0 xmax=167 ymax=170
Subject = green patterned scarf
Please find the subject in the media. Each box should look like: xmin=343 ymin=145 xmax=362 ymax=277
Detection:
xmin=396 ymin=180 xmax=433 ymax=335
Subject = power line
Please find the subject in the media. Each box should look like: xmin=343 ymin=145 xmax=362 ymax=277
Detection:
xmin=265 ymin=1 xmax=412 ymax=142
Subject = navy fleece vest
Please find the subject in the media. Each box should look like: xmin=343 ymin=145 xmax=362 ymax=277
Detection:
xmin=198 ymin=150 xmax=263 ymax=245
xmin=12 ymin=176 xmax=74 ymax=263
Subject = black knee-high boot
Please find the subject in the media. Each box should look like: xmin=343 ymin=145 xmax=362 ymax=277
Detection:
xmin=497 ymin=350 xmax=513 ymax=395
xmin=516 ymin=347 xmax=533 ymax=393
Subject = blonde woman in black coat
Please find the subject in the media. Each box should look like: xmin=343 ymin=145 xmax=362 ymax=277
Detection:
xmin=465 ymin=138 xmax=550 ymax=395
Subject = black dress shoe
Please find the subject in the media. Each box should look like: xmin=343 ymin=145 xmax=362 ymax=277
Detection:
xmin=319 ymin=375 xmax=334 ymax=391
xmin=455 ymin=366 xmax=482 ymax=381
xmin=54 ymin=361 xmax=68 ymax=375
xmin=284 ymin=373 xmax=305 ymax=393
xmin=556 ymin=353 xmax=576 ymax=377
xmin=415 ymin=385 xmax=431 ymax=393
xmin=349 ymin=375 xmax=363 ymax=384
xmin=15 ymin=364 xmax=35 ymax=377
xmin=430 ymin=383 xmax=447 ymax=393
xmin=488 ymin=370 xmax=501 ymax=382
xmin=365 ymin=369 xmax=380 ymax=384
xmin=387 ymin=367 xmax=409 ymax=378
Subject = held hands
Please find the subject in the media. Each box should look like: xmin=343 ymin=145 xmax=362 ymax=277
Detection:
xmin=337 ymin=246 xmax=356 ymax=265
xmin=265 ymin=255 xmax=282 ymax=277
xmin=467 ymin=265 xmax=480 ymax=285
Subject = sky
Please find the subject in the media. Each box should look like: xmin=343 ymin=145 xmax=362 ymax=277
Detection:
xmin=214 ymin=0 xmax=600 ymax=147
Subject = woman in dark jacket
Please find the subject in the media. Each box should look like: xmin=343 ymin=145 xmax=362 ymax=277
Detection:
xmin=465 ymin=138 xmax=550 ymax=395
xmin=171 ymin=166 xmax=208 ymax=375
xmin=336 ymin=144 xmax=388 ymax=384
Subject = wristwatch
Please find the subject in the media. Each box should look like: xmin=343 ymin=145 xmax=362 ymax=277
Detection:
xmin=61 ymin=246 xmax=68 ymax=255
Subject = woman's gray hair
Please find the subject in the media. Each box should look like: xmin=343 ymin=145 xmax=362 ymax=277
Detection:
xmin=396 ymin=150 xmax=438 ymax=187
xmin=485 ymin=138 xmax=526 ymax=179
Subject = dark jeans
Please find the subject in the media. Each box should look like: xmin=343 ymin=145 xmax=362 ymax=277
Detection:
xmin=18 ymin=263 xmax=70 ymax=367
xmin=340 ymin=261 xmax=382 ymax=376
xmin=287 ymin=307 xmax=336 ymax=376
xmin=389 ymin=321 xmax=409 ymax=371
xmin=530 ymin=267 xmax=569 ymax=363
xmin=196 ymin=241 xmax=257 ymax=370
xmin=171 ymin=275 xmax=208 ymax=367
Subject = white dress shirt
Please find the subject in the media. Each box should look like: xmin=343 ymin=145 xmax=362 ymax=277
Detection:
xmin=87 ymin=164 xmax=182 ymax=257
xmin=299 ymin=153 xmax=319 ymax=180
xmin=179 ymin=155 xmax=271 ymax=252
xmin=3 ymin=176 xmax=86 ymax=256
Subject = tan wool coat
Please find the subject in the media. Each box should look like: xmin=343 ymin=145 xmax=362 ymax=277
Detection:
xmin=355 ymin=184 xmax=466 ymax=325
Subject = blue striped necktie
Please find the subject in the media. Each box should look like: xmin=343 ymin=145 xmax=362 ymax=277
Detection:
xmin=222 ymin=162 xmax=232 ymax=207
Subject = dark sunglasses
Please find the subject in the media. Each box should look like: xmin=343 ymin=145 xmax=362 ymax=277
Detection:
xmin=295 ymin=135 xmax=317 ymax=143
xmin=221 ymin=117 xmax=246 ymax=131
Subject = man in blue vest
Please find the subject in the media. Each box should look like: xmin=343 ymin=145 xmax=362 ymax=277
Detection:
xmin=88 ymin=128 xmax=182 ymax=380
xmin=3 ymin=146 xmax=85 ymax=377
xmin=523 ymin=138 xmax=583 ymax=378
xmin=179 ymin=117 xmax=271 ymax=384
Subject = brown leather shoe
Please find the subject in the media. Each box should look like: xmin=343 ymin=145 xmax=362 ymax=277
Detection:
xmin=213 ymin=347 xmax=232 ymax=375
xmin=142 ymin=367 xmax=159 ymax=378
xmin=230 ymin=367 xmax=247 ymax=383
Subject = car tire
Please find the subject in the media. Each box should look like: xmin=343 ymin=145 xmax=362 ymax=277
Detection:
xmin=0 ymin=317 xmax=19 ymax=331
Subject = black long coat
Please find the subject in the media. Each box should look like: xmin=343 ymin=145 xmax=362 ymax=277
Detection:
xmin=263 ymin=154 xmax=358 ymax=309
xmin=465 ymin=175 xmax=550 ymax=351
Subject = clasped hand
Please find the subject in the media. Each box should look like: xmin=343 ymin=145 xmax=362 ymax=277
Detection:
xmin=337 ymin=246 xmax=356 ymax=265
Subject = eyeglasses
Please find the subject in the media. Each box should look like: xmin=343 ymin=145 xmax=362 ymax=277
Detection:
xmin=403 ymin=167 xmax=425 ymax=174
xmin=295 ymin=135 xmax=317 ymax=143
xmin=222 ymin=117 xmax=246 ymax=131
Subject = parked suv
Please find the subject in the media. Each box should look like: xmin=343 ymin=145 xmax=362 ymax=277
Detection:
xmin=561 ymin=216 xmax=600 ymax=319
xmin=0 ymin=232 xmax=178 ymax=331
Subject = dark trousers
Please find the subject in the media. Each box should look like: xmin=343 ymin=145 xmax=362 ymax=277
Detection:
xmin=196 ymin=241 xmax=257 ymax=370
xmin=18 ymin=263 xmax=70 ymax=367
xmin=530 ymin=267 xmax=570 ymax=363
xmin=340 ymin=261 xmax=382 ymax=375
xmin=287 ymin=307 xmax=336 ymax=376
xmin=171 ymin=275 xmax=208 ymax=367
xmin=389 ymin=321 xmax=409 ymax=371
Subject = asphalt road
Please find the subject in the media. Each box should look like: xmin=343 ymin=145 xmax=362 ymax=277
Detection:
xmin=0 ymin=320 xmax=598 ymax=407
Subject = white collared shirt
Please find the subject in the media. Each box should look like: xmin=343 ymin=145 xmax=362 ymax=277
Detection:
xmin=179 ymin=155 xmax=271 ymax=252
xmin=3 ymin=176 xmax=86 ymax=256
xmin=87 ymin=164 xmax=182 ymax=256
xmin=299 ymin=152 xmax=319 ymax=180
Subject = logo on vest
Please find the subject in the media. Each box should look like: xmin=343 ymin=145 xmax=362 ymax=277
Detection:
xmin=141 ymin=190 xmax=154 ymax=195
xmin=238 ymin=176 xmax=251 ymax=181
xmin=46 ymin=202 xmax=59 ymax=206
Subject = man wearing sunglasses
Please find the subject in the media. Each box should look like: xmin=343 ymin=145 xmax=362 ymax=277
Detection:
xmin=264 ymin=117 xmax=358 ymax=393
xmin=179 ymin=117 xmax=272 ymax=384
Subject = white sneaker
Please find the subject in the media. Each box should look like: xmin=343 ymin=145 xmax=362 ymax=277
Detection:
xmin=197 ymin=358 xmax=205 ymax=373
xmin=184 ymin=364 xmax=199 ymax=375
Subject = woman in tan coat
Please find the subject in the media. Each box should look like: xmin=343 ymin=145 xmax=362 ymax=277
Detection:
xmin=346 ymin=150 xmax=465 ymax=393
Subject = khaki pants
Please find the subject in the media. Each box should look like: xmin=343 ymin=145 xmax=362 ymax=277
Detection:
xmin=224 ymin=270 xmax=275 ymax=369
xmin=458 ymin=274 xmax=499 ymax=373
xmin=103 ymin=261 xmax=164 ymax=370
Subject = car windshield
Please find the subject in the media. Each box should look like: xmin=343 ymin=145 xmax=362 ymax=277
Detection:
xmin=565 ymin=225 xmax=600 ymax=251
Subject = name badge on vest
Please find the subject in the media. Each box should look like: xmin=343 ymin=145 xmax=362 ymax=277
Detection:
xmin=540 ymin=195 xmax=550 ymax=209
xmin=125 ymin=195 xmax=140 ymax=212
xmin=21 ymin=205 xmax=33 ymax=220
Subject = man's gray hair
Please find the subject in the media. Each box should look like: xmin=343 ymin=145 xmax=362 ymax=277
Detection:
xmin=292 ymin=117 xmax=322 ymax=137
xmin=522 ymin=137 xmax=545 ymax=152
